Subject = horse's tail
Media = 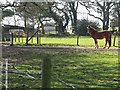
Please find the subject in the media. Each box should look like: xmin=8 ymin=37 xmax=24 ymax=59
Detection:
xmin=110 ymin=31 xmax=114 ymax=34
xmin=108 ymin=34 xmax=112 ymax=48
xmin=109 ymin=30 xmax=117 ymax=34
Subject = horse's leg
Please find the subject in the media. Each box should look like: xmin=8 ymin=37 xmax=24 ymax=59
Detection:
xmin=108 ymin=38 xmax=111 ymax=49
xmin=103 ymin=39 xmax=107 ymax=49
xmin=94 ymin=39 xmax=99 ymax=49
xmin=105 ymin=34 xmax=111 ymax=49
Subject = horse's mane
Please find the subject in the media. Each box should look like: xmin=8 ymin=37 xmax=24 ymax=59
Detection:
xmin=88 ymin=25 xmax=97 ymax=31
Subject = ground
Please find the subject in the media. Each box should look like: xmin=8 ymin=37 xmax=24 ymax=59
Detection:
xmin=1 ymin=42 xmax=119 ymax=64
xmin=0 ymin=43 xmax=120 ymax=56
xmin=1 ymin=42 xmax=119 ymax=88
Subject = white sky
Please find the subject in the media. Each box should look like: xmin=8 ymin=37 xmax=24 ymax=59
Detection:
xmin=1 ymin=0 xmax=101 ymax=27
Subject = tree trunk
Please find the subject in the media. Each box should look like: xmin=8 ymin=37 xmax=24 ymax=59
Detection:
xmin=118 ymin=12 xmax=120 ymax=34
xmin=6 ymin=33 xmax=10 ymax=41
xmin=102 ymin=3 xmax=107 ymax=30
xmin=24 ymin=16 xmax=28 ymax=45
xmin=2 ymin=31 xmax=5 ymax=41
xmin=48 ymin=5 xmax=67 ymax=35
xmin=74 ymin=12 xmax=77 ymax=33
xmin=56 ymin=20 xmax=65 ymax=34
xmin=39 ymin=19 xmax=45 ymax=34
xmin=102 ymin=2 xmax=111 ymax=30
xmin=63 ymin=11 xmax=69 ymax=33
xmin=69 ymin=2 xmax=78 ymax=34
xmin=105 ymin=15 xmax=109 ymax=30
xmin=102 ymin=12 xmax=109 ymax=30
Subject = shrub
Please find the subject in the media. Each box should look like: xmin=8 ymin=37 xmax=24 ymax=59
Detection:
xmin=76 ymin=19 xmax=100 ymax=36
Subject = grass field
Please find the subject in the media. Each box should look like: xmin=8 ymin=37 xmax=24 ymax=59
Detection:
xmin=13 ymin=36 xmax=119 ymax=48
xmin=2 ymin=45 xmax=119 ymax=88
xmin=1 ymin=35 xmax=119 ymax=88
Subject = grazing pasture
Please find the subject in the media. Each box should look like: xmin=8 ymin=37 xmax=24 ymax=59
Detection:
xmin=13 ymin=36 xmax=119 ymax=48
xmin=2 ymin=44 xmax=119 ymax=88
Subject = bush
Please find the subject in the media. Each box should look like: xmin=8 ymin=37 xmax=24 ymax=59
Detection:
xmin=76 ymin=19 xmax=100 ymax=36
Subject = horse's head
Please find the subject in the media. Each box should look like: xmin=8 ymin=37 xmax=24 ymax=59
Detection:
xmin=86 ymin=25 xmax=90 ymax=34
xmin=86 ymin=25 xmax=96 ymax=34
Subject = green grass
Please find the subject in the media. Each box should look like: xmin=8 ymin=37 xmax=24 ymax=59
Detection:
xmin=2 ymin=35 xmax=119 ymax=88
xmin=2 ymin=47 xmax=119 ymax=88
xmin=13 ymin=36 xmax=119 ymax=48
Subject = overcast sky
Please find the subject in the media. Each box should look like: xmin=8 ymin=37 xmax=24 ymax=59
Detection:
xmin=1 ymin=0 xmax=101 ymax=27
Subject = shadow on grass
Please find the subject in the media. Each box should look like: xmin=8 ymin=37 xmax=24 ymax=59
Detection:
xmin=42 ymin=35 xmax=76 ymax=38
xmin=15 ymin=43 xmax=77 ymax=46
xmin=15 ymin=43 xmax=94 ymax=48
xmin=54 ymin=61 xmax=119 ymax=88
xmin=2 ymin=45 xmax=119 ymax=88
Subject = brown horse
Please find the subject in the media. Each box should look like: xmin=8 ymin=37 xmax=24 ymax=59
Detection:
xmin=87 ymin=25 xmax=112 ymax=49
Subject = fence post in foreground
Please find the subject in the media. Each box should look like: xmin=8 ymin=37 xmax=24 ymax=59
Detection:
xmin=5 ymin=59 xmax=8 ymax=89
xmin=42 ymin=56 xmax=51 ymax=88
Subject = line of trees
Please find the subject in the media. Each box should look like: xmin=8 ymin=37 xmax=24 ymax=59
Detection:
xmin=0 ymin=1 xmax=120 ymax=36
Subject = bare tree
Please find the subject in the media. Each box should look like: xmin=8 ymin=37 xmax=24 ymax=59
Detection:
xmin=79 ymin=1 xmax=114 ymax=30
xmin=15 ymin=1 xmax=70 ymax=35
xmin=113 ymin=2 xmax=120 ymax=33
xmin=0 ymin=1 xmax=16 ymax=41
xmin=68 ymin=1 xmax=79 ymax=34
xmin=47 ymin=1 xmax=69 ymax=34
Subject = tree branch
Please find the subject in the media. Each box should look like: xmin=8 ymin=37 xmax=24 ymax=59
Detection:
xmin=79 ymin=2 xmax=103 ymax=22
xmin=96 ymin=1 xmax=104 ymax=10
xmin=88 ymin=13 xmax=103 ymax=22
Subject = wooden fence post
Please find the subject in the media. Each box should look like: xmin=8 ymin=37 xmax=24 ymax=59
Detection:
xmin=113 ymin=32 xmax=117 ymax=46
xmin=26 ymin=32 xmax=28 ymax=45
xmin=10 ymin=33 xmax=14 ymax=46
xmin=18 ymin=33 xmax=20 ymax=43
xmin=76 ymin=35 xmax=80 ymax=46
xmin=118 ymin=40 xmax=120 ymax=48
xmin=15 ymin=33 xmax=16 ymax=42
xmin=31 ymin=38 xmax=33 ymax=43
xmin=39 ymin=33 xmax=41 ymax=45
xmin=22 ymin=36 xmax=23 ymax=43
xmin=42 ymin=56 xmax=51 ymax=88
xmin=37 ymin=32 xmax=39 ymax=44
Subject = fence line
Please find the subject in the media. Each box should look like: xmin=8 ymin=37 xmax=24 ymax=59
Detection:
xmin=0 ymin=59 xmax=10 ymax=90
xmin=52 ymin=73 xmax=75 ymax=88
xmin=5 ymin=59 xmax=8 ymax=89
xmin=0 ymin=59 xmax=3 ymax=90
xmin=2 ymin=59 xmax=75 ymax=88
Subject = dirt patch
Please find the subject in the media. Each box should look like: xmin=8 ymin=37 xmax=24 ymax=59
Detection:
xmin=1 ymin=42 xmax=119 ymax=66
xmin=1 ymin=42 xmax=119 ymax=58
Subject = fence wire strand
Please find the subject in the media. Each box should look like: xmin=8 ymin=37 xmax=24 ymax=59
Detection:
xmin=2 ymin=59 xmax=76 ymax=88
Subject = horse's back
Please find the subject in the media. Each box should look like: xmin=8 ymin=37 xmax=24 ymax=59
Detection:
xmin=95 ymin=31 xmax=112 ymax=39
xmin=98 ymin=30 xmax=112 ymax=35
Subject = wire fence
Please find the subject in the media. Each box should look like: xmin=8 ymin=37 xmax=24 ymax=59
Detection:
xmin=8 ymin=31 xmax=119 ymax=48
xmin=9 ymin=32 xmax=79 ymax=47
xmin=1 ymin=58 xmax=75 ymax=89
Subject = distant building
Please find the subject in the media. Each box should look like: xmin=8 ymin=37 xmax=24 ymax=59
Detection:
xmin=2 ymin=24 xmax=25 ymax=41
xmin=2 ymin=24 xmax=35 ymax=41
xmin=3 ymin=24 xmax=24 ymax=33
xmin=43 ymin=24 xmax=56 ymax=32
xmin=9 ymin=29 xmax=24 ymax=34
